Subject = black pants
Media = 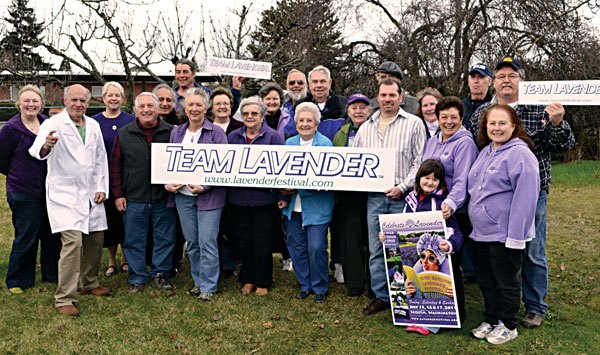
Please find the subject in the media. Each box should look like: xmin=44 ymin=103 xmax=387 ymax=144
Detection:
xmin=330 ymin=191 xmax=369 ymax=291
xmin=272 ymin=216 xmax=290 ymax=259
xmin=473 ymin=241 xmax=524 ymax=330
xmin=229 ymin=204 xmax=278 ymax=288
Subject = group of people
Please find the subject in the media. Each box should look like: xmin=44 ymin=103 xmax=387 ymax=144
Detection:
xmin=0 ymin=56 xmax=574 ymax=345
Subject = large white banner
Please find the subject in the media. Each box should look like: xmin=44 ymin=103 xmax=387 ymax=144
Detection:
xmin=205 ymin=56 xmax=272 ymax=80
xmin=151 ymin=143 xmax=396 ymax=192
xmin=519 ymin=80 xmax=600 ymax=106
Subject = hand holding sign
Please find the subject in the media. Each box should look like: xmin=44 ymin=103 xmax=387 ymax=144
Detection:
xmin=232 ymin=76 xmax=245 ymax=90
xmin=545 ymin=102 xmax=565 ymax=126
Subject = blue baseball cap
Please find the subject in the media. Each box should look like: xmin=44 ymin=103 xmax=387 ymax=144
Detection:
xmin=468 ymin=63 xmax=492 ymax=77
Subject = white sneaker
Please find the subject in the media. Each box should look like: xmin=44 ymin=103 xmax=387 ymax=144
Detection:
xmin=471 ymin=321 xmax=493 ymax=339
xmin=334 ymin=263 xmax=345 ymax=284
xmin=282 ymin=258 xmax=293 ymax=272
xmin=485 ymin=322 xmax=518 ymax=344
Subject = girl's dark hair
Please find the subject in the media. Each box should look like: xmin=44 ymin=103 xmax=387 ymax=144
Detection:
xmin=477 ymin=104 xmax=534 ymax=150
xmin=414 ymin=159 xmax=448 ymax=195
xmin=435 ymin=96 xmax=464 ymax=120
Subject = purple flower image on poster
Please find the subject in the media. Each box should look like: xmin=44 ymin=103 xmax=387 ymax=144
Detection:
xmin=379 ymin=211 xmax=460 ymax=328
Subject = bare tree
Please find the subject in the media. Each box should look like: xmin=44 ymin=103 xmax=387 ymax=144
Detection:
xmin=40 ymin=0 xmax=167 ymax=105
xmin=359 ymin=0 xmax=599 ymax=95
xmin=209 ymin=4 xmax=253 ymax=59
xmin=153 ymin=0 xmax=205 ymax=65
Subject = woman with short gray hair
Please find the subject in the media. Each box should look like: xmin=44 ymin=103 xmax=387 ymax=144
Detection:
xmin=278 ymin=102 xmax=334 ymax=303
xmin=227 ymin=96 xmax=284 ymax=296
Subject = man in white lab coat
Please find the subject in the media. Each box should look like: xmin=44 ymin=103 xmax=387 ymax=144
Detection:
xmin=30 ymin=84 xmax=111 ymax=317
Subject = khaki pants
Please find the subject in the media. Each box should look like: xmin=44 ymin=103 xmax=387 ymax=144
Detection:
xmin=54 ymin=230 xmax=104 ymax=307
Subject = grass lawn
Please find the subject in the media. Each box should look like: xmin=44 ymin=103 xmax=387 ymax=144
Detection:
xmin=0 ymin=161 xmax=599 ymax=354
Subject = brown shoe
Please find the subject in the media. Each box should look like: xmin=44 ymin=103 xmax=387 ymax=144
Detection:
xmin=521 ymin=312 xmax=544 ymax=328
xmin=56 ymin=305 xmax=80 ymax=317
xmin=82 ymin=286 xmax=112 ymax=296
xmin=363 ymin=298 xmax=389 ymax=316
xmin=241 ymin=283 xmax=255 ymax=295
xmin=255 ymin=287 xmax=268 ymax=296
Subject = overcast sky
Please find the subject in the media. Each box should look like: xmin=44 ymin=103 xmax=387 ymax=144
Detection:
xmin=1 ymin=0 xmax=599 ymax=74
xmin=0 ymin=0 xmax=281 ymax=73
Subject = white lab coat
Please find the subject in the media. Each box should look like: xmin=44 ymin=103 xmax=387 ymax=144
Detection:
xmin=29 ymin=110 xmax=108 ymax=234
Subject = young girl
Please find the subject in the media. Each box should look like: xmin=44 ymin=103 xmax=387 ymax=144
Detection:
xmin=381 ymin=158 xmax=464 ymax=335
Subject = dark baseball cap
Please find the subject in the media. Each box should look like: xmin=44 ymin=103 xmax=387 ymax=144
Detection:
xmin=377 ymin=61 xmax=403 ymax=80
xmin=468 ymin=63 xmax=492 ymax=77
xmin=347 ymin=93 xmax=370 ymax=105
xmin=495 ymin=56 xmax=523 ymax=71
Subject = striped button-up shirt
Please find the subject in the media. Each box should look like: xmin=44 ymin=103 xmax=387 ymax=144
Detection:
xmin=354 ymin=108 xmax=425 ymax=193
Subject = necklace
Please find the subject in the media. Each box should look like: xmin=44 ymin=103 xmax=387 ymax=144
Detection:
xmin=21 ymin=117 xmax=40 ymax=133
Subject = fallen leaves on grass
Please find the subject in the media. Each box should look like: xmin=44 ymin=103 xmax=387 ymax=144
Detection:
xmin=262 ymin=321 xmax=273 ymax=329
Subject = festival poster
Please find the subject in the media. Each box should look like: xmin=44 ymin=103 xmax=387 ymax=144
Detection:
xmin=379 ymin=211 xmax=460 ymax=328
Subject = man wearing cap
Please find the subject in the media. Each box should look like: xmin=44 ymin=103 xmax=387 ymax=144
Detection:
xmin=463 ymin=63 xmax=493 ymax=128
xmin=469 ymin=56 xmax=575 ymax=328
xmin=355 ymin=78 xmax=425 ymax=315
xmin=330 ymin=93 xmax=372 ymax=297
xmin=460 ymin=63 xmax=493 ymax=283
xmin=372 ymin=61 xmax=419 ymax=115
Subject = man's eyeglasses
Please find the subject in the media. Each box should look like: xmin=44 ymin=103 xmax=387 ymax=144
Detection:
xmin=288 ymin=80 xmax=304 ymax=86
xmin=495 ymin=74 xmax=520 ymax=81
xmin=419 ymin=253 xmax=437 ymax=263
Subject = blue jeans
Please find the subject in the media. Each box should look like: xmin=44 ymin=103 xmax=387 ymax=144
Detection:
xmin=123 ymin=200 xmax=177 ymax=285
xmin=285 ymin=212 xmax=330 ymax=295
xmin=6 ymin=192 xmax=60 ymax=289
xmin=175 ymin=194 xmax=222 ymax=293
xmin=366 ymin=193 xmax=406 ymax=301
xmin=522 ymin=190 xmax=549 ymax=316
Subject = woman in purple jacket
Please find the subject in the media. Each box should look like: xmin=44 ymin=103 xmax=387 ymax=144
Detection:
xmin=165 ymin=88 xmax=227 ymax=301
xmin=227 ymin=97 xmax=284 ymax=296
xmin=468 ymin=104 xmax=539 ymax=345
xmin=422 ymin=96 xmax=478 ymax=321
xmin=0 ymin=85 xmax=60 ymax=293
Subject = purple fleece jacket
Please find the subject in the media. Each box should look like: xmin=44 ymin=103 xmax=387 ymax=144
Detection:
xmin=467 ymin=138 xmax=540 ymax=249
xmin=0 ymin=114 xmax=48 ymax=199
xmin=423 ymin=128 xmax=478 ymax=213
xmin=169 ymin=119 xmax=227 ymax=210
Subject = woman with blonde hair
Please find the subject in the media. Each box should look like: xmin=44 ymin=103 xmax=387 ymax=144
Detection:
xmin=0 ymin=85 xmax=61 ymax=293
xmin=92 ymin=81 xmax=135 ymax=276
